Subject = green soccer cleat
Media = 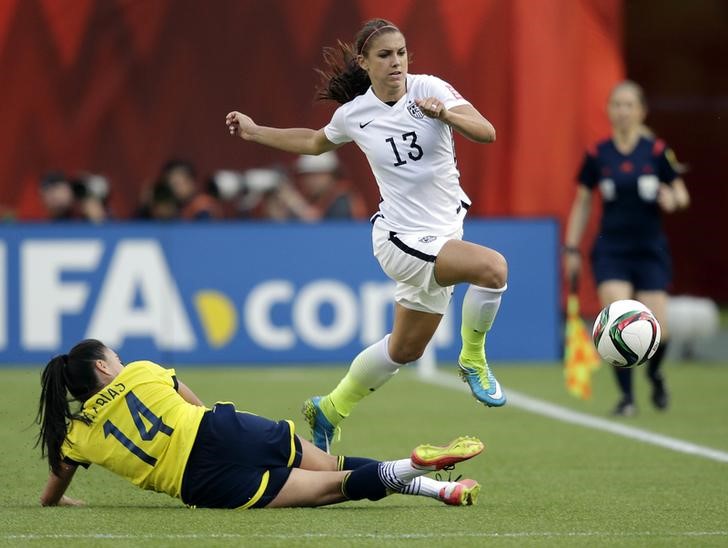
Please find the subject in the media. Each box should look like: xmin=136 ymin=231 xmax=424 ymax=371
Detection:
xmin=410 ymin=436 xmax=485 ymax=471
xmin=439 ymin=479 xmax=481 ymax=506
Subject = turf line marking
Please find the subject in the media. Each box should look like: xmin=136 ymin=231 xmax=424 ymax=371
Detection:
xmin=4 ymin=532 xmax=728 ymax=540
xmin=421 ymin=371 xmax=728 ymax=463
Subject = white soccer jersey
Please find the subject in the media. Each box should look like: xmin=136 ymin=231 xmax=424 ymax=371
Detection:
xmin=324 ymin=74 xmax=472 ymax=234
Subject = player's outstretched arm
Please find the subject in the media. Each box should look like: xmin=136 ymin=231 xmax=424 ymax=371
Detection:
xmin=225 ymin=111 xmax=339 ymax=155
xmin=40 ymin=462 xmax=84 ymax=507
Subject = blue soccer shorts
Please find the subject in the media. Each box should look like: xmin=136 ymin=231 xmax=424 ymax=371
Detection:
xmin=180 ymin=402 xmax=303 ymax=509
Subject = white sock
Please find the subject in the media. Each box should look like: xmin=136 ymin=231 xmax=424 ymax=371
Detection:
xmin=462 ymin=284 xmax=507 ymax=333
xmin=377 ymin=459 xmax=426 ymax=491
xmin=328 ymin=335 xmax=403 ymax=418
xmin=400 ymin=476 xmax=451 ymax=499
xmin=349 ymin=334 xmax=402 ymax=389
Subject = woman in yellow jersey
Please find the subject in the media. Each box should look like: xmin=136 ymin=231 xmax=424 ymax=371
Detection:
xmin=37 ymin=339 xmax=484 ymax=509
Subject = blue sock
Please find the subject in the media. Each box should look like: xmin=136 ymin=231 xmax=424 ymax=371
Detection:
xmin=647 ymin=342 xmax=669 ymax=381
xmin=614 ymin=367 xmax=633 ymax=401
xmin=341 ymin=463 xmax=387 ymax=501
xmin=337 ymin=455 xmax=378 ymax=471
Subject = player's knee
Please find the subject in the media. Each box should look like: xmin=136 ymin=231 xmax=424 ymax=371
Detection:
xmin=388 ymin=344 xmax=424 ymax=365
xmin=475 ymin=252 xmax=508 ymax=288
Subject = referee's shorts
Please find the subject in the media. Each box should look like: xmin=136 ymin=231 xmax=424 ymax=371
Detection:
xmin=591 ymin=238 xmax=672 ymax=291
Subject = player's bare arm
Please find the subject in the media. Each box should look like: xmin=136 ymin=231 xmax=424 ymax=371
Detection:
xmin=40 ymin=461 xmax=83 ymax=507
xmin=563 ymin=186 xmax=592 ymax=280
xmin=671 ymin=178 xmax=690 ymax=209
xmin=414 ymin=99 xmax=495 ymax=143
xmin=225 ymin=112 xmax=340 ymax=155
xmin=564 ymin=186 xmax=592 ymax=249
xmin=178 ymin=380 xmax=204 ymax=406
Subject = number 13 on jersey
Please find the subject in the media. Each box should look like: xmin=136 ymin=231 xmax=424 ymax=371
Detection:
xmin=386 ymin=131 xmax=423 ymax=167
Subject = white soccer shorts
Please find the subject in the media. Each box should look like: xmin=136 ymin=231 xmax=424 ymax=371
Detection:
xmin=372 ymin=221 xmax=463 ymax=315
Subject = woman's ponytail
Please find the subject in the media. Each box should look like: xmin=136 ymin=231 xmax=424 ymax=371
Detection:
xmin=315 ymin=40 xmax=371 ymax=104
xmin=36 ymin=355 xmax=74 ymax=475
xmin=35 ymin=339 xmax=106 ymax=475
xmin=315 ymin=19 xmax=401 ymax=104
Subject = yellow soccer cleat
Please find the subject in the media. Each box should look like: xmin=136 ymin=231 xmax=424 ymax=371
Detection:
xmin=410 ymin=436 xmax=484 ymax=471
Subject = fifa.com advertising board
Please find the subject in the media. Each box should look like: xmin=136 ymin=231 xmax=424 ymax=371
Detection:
xmin=0 ymin=221 xmax=559 ymax=365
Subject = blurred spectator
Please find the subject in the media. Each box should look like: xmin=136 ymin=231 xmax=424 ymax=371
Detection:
xmin=39 ymin=172 xmax=76 ymax=220
xmin=161 ymin=159 xmax=222 ymax=220
xmin=294 ymin=151 xmax=367 ymax=219
xmin=72 ymin=172 xmax=112 ymax=222
xmin=210 ymin=167 xmax=316 ymax=221
xmin=39 ymin=171 xmax=109 ymax=222
xmin=147 ymin=180 xmax=179 ymax=220
xmin=260 ymin=175 xmax=318 ymax=221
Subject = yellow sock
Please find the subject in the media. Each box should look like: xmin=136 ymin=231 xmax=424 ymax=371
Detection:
xmin=459 ymin=325 xmax=486 ymax=367
xmin=322 ymin=336 xmax=400 ymax=421
xmin=460 ymin=284 xmax=505 ymax=367
xmin=325 ymin=376 xmax=371 ymax=420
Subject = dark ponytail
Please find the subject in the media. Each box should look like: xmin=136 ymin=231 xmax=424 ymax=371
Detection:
xmin=315 ymin=19 xmax=401 ymax=104
xmin=36 ymin=339 xmax=107 ymax=475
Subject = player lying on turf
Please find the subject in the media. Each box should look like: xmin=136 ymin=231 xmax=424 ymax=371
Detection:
xmin=36 ymin=339 xmax=484 ymax=509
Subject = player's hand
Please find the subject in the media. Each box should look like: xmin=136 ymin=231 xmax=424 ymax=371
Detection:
xmin=225 ymin=111 xmax=257 ymax=140
xmin=41 ymin=494 xmax=85 ymax=507
xmin=415 ymin=97 xmax=447 ymax=120
xmin=563 ymin=250 xmax=581 ymax=283
xmin=58 ymin=495 xmax=85 ymax=507
xmin=657 ymin=183 xmax=677 ymax=213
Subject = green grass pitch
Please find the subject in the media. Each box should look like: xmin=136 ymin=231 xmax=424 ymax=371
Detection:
xmin=1 ymin=360 xmax=727 ymax=547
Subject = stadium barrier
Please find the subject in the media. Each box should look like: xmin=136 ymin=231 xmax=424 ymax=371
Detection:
xmin=0 ymin=220 xmax=559 ymax=365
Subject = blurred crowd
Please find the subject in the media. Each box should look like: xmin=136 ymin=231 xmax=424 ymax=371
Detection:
xmin=22 ymin=151 xmax=367 ymax=223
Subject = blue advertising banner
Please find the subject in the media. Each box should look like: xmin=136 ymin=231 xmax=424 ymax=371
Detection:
xmin=0 ymin=220 xmax=559 ymax=365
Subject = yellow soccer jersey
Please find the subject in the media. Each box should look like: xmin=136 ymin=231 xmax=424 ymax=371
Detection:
xmin=61 ymin=360 xmax=206 ymax=499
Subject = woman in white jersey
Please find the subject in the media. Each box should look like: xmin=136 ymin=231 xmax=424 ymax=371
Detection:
xmin=226 ymin=19 xmax=508 ymax=452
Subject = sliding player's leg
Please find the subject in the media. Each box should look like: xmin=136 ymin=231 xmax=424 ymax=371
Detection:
xmin=296 ymin=436 xmax=377 ymax=472
xmin=266 ymin=437 xmax=484 ymax=508
xmin=264 ymin=468 xmax=350 ymax=507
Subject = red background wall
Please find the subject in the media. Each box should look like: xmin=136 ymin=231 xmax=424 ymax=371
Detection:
xmin=0 ymin=0 xmax=724 ymax=309
xmin=624 ymin=0 xmax=728 ymax=310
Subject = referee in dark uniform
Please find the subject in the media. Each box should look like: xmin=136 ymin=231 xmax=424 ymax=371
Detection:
xmin=564 ymin=80 xmax=690 ymax=416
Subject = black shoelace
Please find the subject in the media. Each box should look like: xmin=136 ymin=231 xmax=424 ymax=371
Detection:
xmin=435 ymin=465 xmax=462 ymax=483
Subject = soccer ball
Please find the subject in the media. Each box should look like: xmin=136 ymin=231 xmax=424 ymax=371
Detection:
xmin=592 ymin=299 xmax=661 ymax=368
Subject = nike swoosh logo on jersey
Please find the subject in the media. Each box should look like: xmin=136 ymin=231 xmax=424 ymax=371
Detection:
xmin=359 ymin=120 xmax=374 ymax=128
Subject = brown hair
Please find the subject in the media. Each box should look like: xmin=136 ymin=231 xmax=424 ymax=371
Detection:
xmin=315 ymin=19 xmax=402 ymax=104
